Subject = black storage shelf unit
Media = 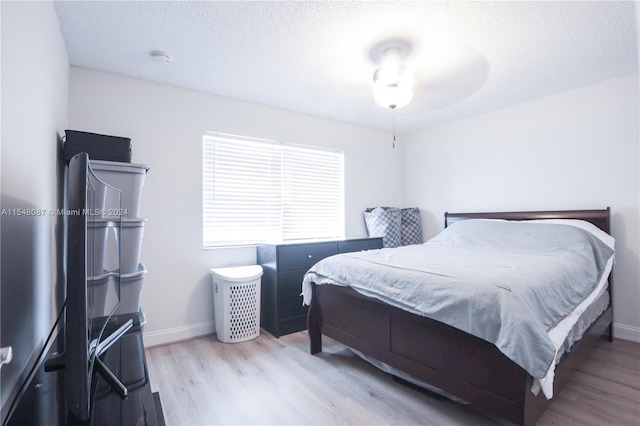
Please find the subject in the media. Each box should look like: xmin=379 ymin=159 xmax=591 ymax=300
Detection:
xmin=257 ymin=237 xmax=383 ymax=337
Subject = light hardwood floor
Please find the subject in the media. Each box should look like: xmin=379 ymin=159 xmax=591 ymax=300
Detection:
xmin=146 ymin=331 xmax=640 ymax=425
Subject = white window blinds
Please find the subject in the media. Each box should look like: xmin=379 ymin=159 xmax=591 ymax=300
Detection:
xmin=203 ymin=133 xmax=344 ymax=247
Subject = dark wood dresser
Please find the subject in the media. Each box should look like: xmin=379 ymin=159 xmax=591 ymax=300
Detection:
xmin=257 ymin=237 xmax=383 ymax=337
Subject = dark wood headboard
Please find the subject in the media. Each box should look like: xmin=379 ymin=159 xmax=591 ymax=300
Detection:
xmin=445 ymin=208 xmax=611 ymax=234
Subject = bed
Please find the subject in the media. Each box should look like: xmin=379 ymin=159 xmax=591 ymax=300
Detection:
xmin=303 ymin=209 xmax=614 ymax=426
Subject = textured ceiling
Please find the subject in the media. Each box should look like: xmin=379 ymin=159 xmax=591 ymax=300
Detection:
xmin=53 ymin=1 xmax=638 ymax=135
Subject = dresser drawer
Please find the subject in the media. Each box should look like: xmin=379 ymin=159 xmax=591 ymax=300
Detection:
xmin=278 ymin=294 xmax=308 ymax=318
xmin=277 ymin=316 xmax=307 ymax=335
xmin=278 ymin=242 xmax=337 ymax=271
xmin=278 ymin=270 xmax=307 ymax=297
xmin=338 ymin=237 xmax=383 ymax=253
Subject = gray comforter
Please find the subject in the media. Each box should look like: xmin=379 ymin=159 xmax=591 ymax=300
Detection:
xmin=302 ymin=219 xmax=614 ymax=379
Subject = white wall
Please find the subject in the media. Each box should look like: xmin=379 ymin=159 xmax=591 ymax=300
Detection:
xmin=0 ymin=1 xmax=69 ymax=420
xmin=403 ymin=73 xmax=640 ymax=341
xmin=68 ymin=68 xmax=404 ymax=346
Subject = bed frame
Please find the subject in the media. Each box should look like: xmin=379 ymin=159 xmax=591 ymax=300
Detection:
xmin=307 ymin=208 xmax=613 ymax=426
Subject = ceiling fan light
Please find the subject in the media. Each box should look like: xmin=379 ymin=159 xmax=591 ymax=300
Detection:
xmin=374 ymin=84 xmax=413 ymax=109
xmin=373 ymin=63 xmax=414 ymax=109
xmin=374 ymin=63 xmax=413 ymax=86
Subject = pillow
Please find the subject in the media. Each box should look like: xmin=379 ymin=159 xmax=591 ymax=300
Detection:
xmin=401 ymin=207 xmax=423 ymax=246
xmin=364 ymin=207 xmax=401 ymax=248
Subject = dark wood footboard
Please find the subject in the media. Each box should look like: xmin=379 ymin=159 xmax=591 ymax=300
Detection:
xmin=309 ymin=283 xmax=613 ymax=426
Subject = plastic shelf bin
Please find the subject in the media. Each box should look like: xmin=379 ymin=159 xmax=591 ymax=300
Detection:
xmin=113 ymin=264 xmax=147 ymax=316
xmin=114 ymin=218 xmax=147 ymax=274
xmin=89 ymin=160 xmax=149 ymax=217
xmin=210 ymin=265 xmax=263 ymax=343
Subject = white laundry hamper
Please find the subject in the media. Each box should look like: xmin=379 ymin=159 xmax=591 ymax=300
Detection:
xmin=210 ymin=265 xmax=263 ymax=343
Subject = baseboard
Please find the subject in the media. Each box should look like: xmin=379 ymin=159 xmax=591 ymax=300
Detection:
xmin=613 ymin=322 xmax=640 ymax=343
xmin=142 ymin=320 xmax=215 ymax=348
xmin=141 ymin=320 xmax=639 ymax=348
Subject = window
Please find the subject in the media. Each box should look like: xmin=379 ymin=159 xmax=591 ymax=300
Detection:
xmin=203 ymin=133 xmax=344 ymax=247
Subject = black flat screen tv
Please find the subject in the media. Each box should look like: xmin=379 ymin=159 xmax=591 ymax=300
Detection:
xmin=50 ymin=152 xmax=132 ymax=421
